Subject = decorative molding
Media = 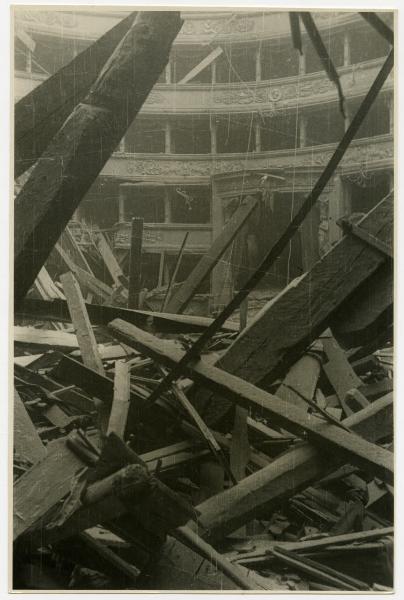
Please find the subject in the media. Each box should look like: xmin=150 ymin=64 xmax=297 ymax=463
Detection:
xmin=105 ymin=137 xmax=393 ymax=180
xmin=16 ymin=9 xmax=78 ymax=28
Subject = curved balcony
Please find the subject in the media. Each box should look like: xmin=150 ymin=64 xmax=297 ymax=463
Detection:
xmin=14 ymin=56 xmax=392 ymax=116
xmin=140 ymin=58 xmax=392 ymax=115
xmin=102 ymin=134 xmax=393 ymax=183
xmin=15 ymin=9 xmax=363 ymax=45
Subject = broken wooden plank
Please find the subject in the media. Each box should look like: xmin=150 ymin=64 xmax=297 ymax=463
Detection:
xmin=14 ymin=326 xmax=78 ymax=350
xmin=128 ymin=217 xmax=144 ymax=309
xmin=13 ymin=389 xmax=47 ymax=467
xmin=60 ymin=272 xmax=105 ymax=375
xmin=161 ymin=231 xmax=189 ymax=311
xmin=55 ymin=243 xmax=115 ymax=303
xmin=13 ymin=437 xmax=85 ymax=540
xmin=165 ymin=196 xmax=260 ymax=314
xmin=107 ymin=360 xmax=131 ymax=438
xmin=276 ymin=352 xmax=322 ymax=413
xmin=194 ymin=394 xmax=392 ymax=542
xmin=14 ymin=12 xmax=183 ymax=306
xmin=322 ymin=332 xmax=363 ymax=416
xmin=109 ymin=320 xmax=393 ymax=484
xmin=14 ymin=12 xmax=137 ymax=178
xmin=93 ymin=228 xmax=126 ymax=287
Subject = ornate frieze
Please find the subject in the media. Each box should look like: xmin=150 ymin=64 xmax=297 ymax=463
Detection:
xmin=104 ymin=136 xmax=393 ymax=180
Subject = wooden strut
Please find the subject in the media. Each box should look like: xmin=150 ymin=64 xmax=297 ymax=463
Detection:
xmin=165 ymin=196 xmax=260 ymax=314
xmin=144 ymin=49 xmax=394 ymax=406
xmin=161 ymin=231 xmax=189 ymax=311
xmin=128 ymin=217 xmax=144 ymax=309
xmin=14 ymin=12 xmax=183 ymax=307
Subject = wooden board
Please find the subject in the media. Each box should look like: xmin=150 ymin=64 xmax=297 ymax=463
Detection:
xmin=17 ymin=298 xmax=238 ymax=334
xmin=109 ymin=319 xmax=393 ymax=484
xmin=60 ymin=271 xmax=105 ymax=375
xmin=13 ymin=389 xmax=47 ymax=466
xmin=107 ymin=360 xmax=131 ymax=438
xmin=165 ymin=196 xmax=260 ymax=314
xmin=13 ymin=437 xmax=85 ymax=540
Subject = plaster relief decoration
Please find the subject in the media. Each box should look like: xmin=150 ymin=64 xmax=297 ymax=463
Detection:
xmin=16 ymin=9 xmax=78 ymax=28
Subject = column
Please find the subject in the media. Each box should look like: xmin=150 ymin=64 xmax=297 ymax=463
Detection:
xmin=118 ymin=184 xmax=126 ymax=223
xmin=299 ymin=114 xmax=307 ymax=148
xmin=254 ymin=117 xmax=261 ymax=152
xmin=164 ymin=187 xmax=172 ymax=223
xmin=210 ymin=180 xmax=226 ymax=312
xmin=165 ymin=120 xmax=172 ymax=154
xmin=211 ymin=58 xmax=217 ymax=84
xmin=255 ymin=45 xmax=262 ymax=82
xmin=343 ymin=31 xmax=351 ymax=67
xmin=210 ymin=117 xmax=217 ymax=154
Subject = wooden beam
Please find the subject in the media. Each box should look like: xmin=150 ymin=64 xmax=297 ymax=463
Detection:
xmin=13 ymin=389 xmax=47 ymax=467
xmin=13 ymin=437 xmax=85 ymax=540
xmin=322 ymin=332 xmax=363 ymax=416
xmin=194 ymin=394 xmax=393 ymax=542
xmin=108 ymin=320 xmax=394 ymax=484
xmin=14 ymin=12 xmax=183 ymax=307
xmin=55 ymin=243 xmax=115 ymax=303
xmin=107 ymin=360 xmax=131 ymax=438
xmin=128 ymin=217 xmax=144 ymax=309
xmin=14 ymin=12 xmax=137 ymax=178
xmin=161 ymin=231 xmax=189 ymax=311
xmin=93 ymin=228 xmax=126 ymax=287
xmin=17 ymin=297 xmax=239 ymax=334
xmin=60 ymin=272 xmax=105 ymax=375
xmin=276 ymin=353 xmax=322 ymax=412
xmin=165 ymin=196 xmax=260 ymax=314
xmin=331 ymin=261 xmax=393 ymax=348
xmin=178 ymin=46 xmax=223 ymax=84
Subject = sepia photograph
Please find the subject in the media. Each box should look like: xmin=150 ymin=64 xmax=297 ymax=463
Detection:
xmin=11 ymin=5 xmax=394 ymax=592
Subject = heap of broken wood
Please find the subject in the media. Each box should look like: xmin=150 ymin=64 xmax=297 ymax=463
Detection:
xmin=13 ymin=10 xmax=394 ymax=591
xmin=13 ymin=187 xmax=394 ymax=590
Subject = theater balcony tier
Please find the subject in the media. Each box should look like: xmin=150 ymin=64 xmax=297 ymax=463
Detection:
xmin=14 ymin=9 xmax=368 ymax=45
xmin=14 ymin=57 xmax=392 ymax=115
xmin=101 ymin=134 xmax=393 ymax=183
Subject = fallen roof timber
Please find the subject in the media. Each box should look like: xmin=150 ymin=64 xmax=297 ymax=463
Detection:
xmin=14 ymin=12 xmax=183 ymax=307
xmin=108 ymin=320 xmax=393 ymax=484
xmin=16 ymin=298 xmax=238 ymax=334
xmin=14 ymin=12 xmax=137 ymax=178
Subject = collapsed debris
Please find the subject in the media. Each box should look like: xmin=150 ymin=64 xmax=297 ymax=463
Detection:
xmin=13 ymin=9 xmax=394 ymax=592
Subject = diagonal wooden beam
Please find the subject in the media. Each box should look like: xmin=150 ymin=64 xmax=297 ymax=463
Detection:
xmin=165 ymin=196 xmax=260 ymax=314
xmin=14 ymin=12 xmax=183 ymax=307
xmin=14 ymin=12 xmax=137 ymax=178
xmin=178 ymin=46 xmax=223 ymax=84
